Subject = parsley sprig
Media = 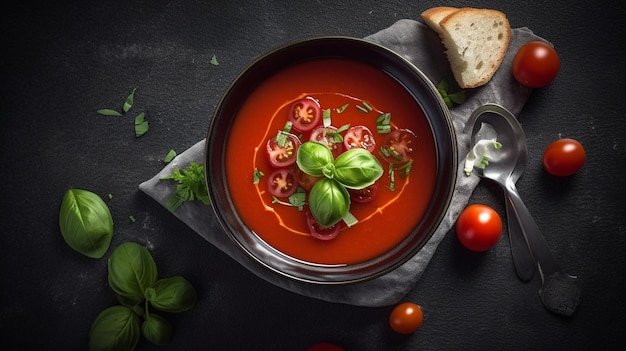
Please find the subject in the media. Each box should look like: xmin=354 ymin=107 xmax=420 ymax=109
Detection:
xmin=161 ymin=162 xmax=210 ymax=211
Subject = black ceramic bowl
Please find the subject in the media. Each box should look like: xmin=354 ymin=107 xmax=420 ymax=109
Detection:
xmin=205 ymin=36 xmax=456 ymax=284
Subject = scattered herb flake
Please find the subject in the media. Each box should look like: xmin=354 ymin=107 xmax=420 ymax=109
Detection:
xmin=342 ymin=211 xmax=358 ymax=227
xmin=322 ymin=108 xmax=332 ymax=127
xmin=108 ymin=193 xmax=114 ymax=200
xmin=335 ymin=103 xmax=349 ymax=113
xmin=376 ymin=112 xmax=392 ymax=134
xmin=97 ymin=109 xmax=123 ymax=117
xmin=134 ymin=112 xmax=149 ymax=137
xmin=164 ymin=149 xmax=177 ymax=163
xmin=129 ymin=215 xmax=136 ymax=223
xmin=210 ymin=54 xmax=219 ymax=66
xmin=356 ymin=104 xmax=369 ymax=113
xmin=123 ymin=88 xmax=137 ymax=113
xmin=253 ymin=168 xmax=265 ymax=184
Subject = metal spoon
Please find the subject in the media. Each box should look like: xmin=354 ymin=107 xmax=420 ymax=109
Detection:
xmin=468 ymin=104 xmax=582 ymax=317
xmin=468 ymin=105 xmax=536 ymax=282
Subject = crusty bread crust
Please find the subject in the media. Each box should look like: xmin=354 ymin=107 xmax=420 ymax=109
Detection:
xmin=422 ymin=7 xmax=511 ymax=89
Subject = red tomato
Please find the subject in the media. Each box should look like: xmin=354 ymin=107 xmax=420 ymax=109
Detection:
xmin=266 ymin=132 xmax=301 ymax=168
xmin=343 ymin=125 xmax=376 ymax=152
xmin=389 ymin=302 xmax=423 ymax=334
xmin=512 ymin=41 xmax=560 ymax=88
xmin=348 ymin=183 xmax=378 ymax=203
xmin=267 ymin=169 xmax=297 ymax=198
xmin=542 ymin=138 xmax=586 ymax=176
xmin=306 ymin=343 xmax=345 ymax=351
xmin=295 ymin=167 xmax=321 ymax=191
xmin=310 ymin=126 xmax=344 ymax=158
xmin=289 ymin=96 xmax=322 ymax=132
xmin=456 ymin=204 xmax=502 ymax=252
xmin=379 ymin=128 xmax=417 ymax=164
xmin=306 ymin=211 xmax=342 ymax=240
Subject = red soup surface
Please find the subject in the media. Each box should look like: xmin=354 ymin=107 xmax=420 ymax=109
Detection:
xmin=225 ymin=58 xmax=437 ymax=265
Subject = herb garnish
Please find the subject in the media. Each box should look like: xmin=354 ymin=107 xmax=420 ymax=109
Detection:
xmin=437 ymin=80 xmax=466 ymax=108
xmin=253 ymin=168 xmax=265 ymax=184
xmin=163 ymin=149 xmax=177 ymax=163
xmin=97 ymin=87 xmax=149 ymax=137
xmin=161 ymin=162 xmax=210 ymax=211
xmin=376 ymin=112 xmax=392 ymax=134
xmin=271 ymin=187 xmax=306 ymax=211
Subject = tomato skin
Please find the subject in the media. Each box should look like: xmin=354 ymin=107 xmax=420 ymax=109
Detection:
xmin=512 ymin=41 xmax=560 ymax=88
xmin=306 ymin=343 xmax=345 ymax=351
xmin=266 ymin=132 xmax=301 ymax=168
xmin=289 ymin=96 xmax=322 ymax=132
xmin=456 ymin=204 xmax=502 ymax=252
xmin=542 ymin=138 xmax=586 ymax=176
xmin=343 ymin=125 xmax=376 ymax=152
xmin=389 ymin=302 xmax=423 ymax=334
xmin=267 ymin=169 xmax=297 ymax=198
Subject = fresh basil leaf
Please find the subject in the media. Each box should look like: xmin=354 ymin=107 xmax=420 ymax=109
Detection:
xmin=88 ymin=305 xmax=141 ymax=351
xmin=134 ymin=112 xmax=148 ymax=137
xmin=296 ymin=141 xmax=334 ymax=177
xmin=145 ymin=276 xmax=197 ymax=313
xmin=59 ymin=189 xmax=113 ymax=258
xmin=107 ymin=242 xmax=158 ymax=303
xmin=123 ymin=88 xmax=137 ymax=113
xmin=308 ymin=178 xmax=350 ymax=227
xmin=97 ymin=109 xmax=123 ymax=117
xmin=142 ymin=313 xmax=173 ymax=346
xmin=333 ymin=148 xmax=384 ymax=189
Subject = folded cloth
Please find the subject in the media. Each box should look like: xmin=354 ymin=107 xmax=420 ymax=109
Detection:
xmin=139 ymin=19 xmax=540 ymax=307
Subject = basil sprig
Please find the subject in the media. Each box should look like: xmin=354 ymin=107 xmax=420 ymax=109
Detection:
xmin=296 ymin=141 xmax=383 ymax=227
xmin=89 ymin=242 xmax=197 ymax=350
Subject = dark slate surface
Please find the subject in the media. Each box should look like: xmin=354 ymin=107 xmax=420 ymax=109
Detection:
xmin=1 ymin=1 xmax=625 ymax=350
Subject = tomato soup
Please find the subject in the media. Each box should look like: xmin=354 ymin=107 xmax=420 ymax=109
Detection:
xmin=225 ymin=58 xmax=437 ymax=265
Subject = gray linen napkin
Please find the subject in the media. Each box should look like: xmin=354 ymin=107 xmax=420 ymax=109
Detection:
xmin=139 ymin=19 xmax=540 ymax=307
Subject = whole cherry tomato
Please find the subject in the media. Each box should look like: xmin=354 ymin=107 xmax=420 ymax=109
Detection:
xmin=456 ymin=204 xmax=502 ymax=252
xmin=542 ymin=138 xmax=586 ymax=176
xmin=512 ymin=41 xmax=560 ymax=88
xmin=389 ymin=302 xmax=424 ymax=334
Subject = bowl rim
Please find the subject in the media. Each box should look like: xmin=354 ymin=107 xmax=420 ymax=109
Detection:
xmin=205 ymin=36 xmax=457 ymax=285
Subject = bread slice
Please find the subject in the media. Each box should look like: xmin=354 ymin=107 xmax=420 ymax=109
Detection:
xmin=422 ymin=8 xmax=511 ymax=89
xmin=421 ymin=6 xmax=458 ymax=32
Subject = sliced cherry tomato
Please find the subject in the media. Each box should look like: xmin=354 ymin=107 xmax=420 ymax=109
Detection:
xmin=267 ymin=169 xmax=297 ymax=198
xmin=348 ymin=183 xmax=378 ymax=203
xmin=306 ymin=211 xmax=342 ymax=240
xmin=289 ymin=96 xmax=322 ymax=132
xmin=295 ymin=167 xmax=321 ymax=191
xmin=389 ymin=302 xmax=424 ymax=334
xmin=306 ymin=343 xmax=345 ymax=351
xmin=512 ymin=41 xmax=560 ymax=88
xmin=343 ymin=125 xmax=376 ymax=152
xmin=456 ymin=204 xmax=502 ymax=252
xmin=542 ymin=138 xmax=586 ymax=176
xmin=310 ymin=126 xmax=344 ymax=158
xmin=266 ymin=132 xmax=301 ymax=168
xmin=379 ymin=128 xmax=417 ymax=164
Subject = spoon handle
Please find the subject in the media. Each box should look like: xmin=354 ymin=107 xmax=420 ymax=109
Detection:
xmin=505 ymin=183 xmax=581 ymax=316
xmin=504 ymin=194 xmax=535 ymax=282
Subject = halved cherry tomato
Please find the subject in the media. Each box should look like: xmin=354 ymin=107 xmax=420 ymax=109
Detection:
xmin=289 ymin=96 xmax=322 ymax=132
xmin=512 ymin=41 xmax=560 ymax=88
xmin=295 ymin=167 xmax=321 ymax=191
xmin=267 ymin=169 xmax=297 ymax=198
xmin=266 ymin=132 xmax=301 ymax=168
xmin=389 ymin=302 xmax=424 ymax=334
xmin=542 ymin=138 xmax=586 ymax=176
xmin=306 ymin=343 xmax=345 ymax=351
xmin=306 ymin=211 xmax=342 ymax=240
xmin=456 ymin=204 xmax=502 ymax=252
xmin=310 ymin=126 xmax=344 ymax=158
xmin=348 ymin=183 xmax=378 ymax=203
xmin=379 ymin=128 xmax=417 ymax=164
xmin=343 ymin=125 xmax=376 ymax=152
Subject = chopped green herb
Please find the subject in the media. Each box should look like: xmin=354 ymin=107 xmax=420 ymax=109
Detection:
xmin=437 ymin=80 xmax=466 ymax=108
xmin=271 ymin=189 xmax=306 ymax=211
xmin=356 ymin=104 xmax=369 ymax=113
xmin=134 ymin=112 xmax=149 ymax=137
xmin=253 ymin=168 xmax=265 ymax=184
xmin=210 ymin=54 xmax=219 ymax=66
xmin=361 ymin=100 xmax=373 ymax=111
xmin=335 ymin=103 xmax=349 ymax=113
xmin=275 ymin=121 xmax=293 ymax=147
xmin=387 ymin=163 xmax=396 ymax=191
xmin=108 ymin=193 xmax=114 ymax=200
xmin=123 ymin=88 xmax=137 ymax=113
xmin=129 ymin=215 xmax=136 ymax=223
xmin=326 ymin=123 xmax=350 ymax=143
xmin=376 ymin=112 xmax=392 ymax=134
xmin=164 ymin=149 xmax=177 ymax=163
xmin=161 ymin=162 xmax=210 ymax=211
xmin=322 ymin=108 xmax=332 ymax=127
xmin=97 ymin=109 xmax=123 ymax=117
xmin=342 ymin=211 xmax=358 ymax=227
